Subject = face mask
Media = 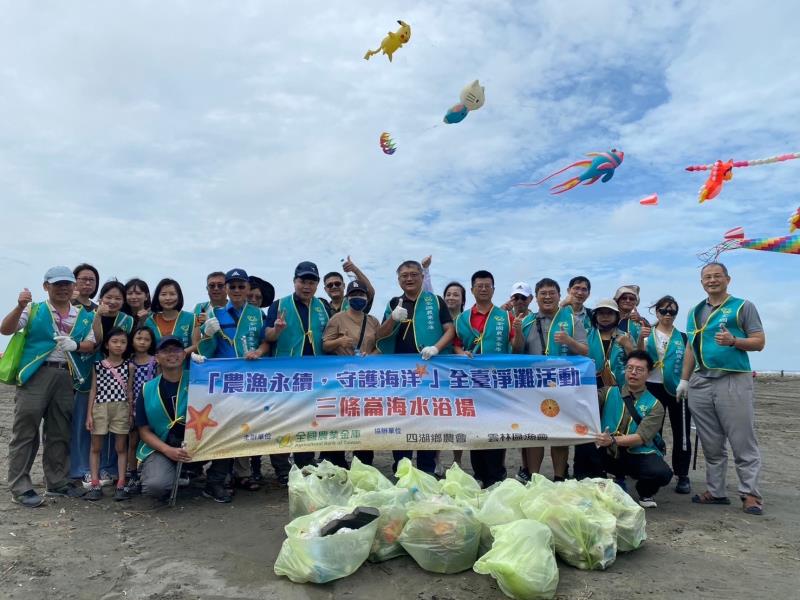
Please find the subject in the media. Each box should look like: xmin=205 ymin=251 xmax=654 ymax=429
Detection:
xmin=349 ymin=297 xmax=368 ymax=312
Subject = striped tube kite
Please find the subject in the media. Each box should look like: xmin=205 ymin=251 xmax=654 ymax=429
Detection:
xmin=698 ymin=227 xmax=800 ymax=263
xmin=789 ymin=207 xmax=800 ymax=233
xmin=686 ymin=152 xmax=800 ymax=203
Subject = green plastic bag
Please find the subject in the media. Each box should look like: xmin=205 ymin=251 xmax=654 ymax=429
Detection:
xmin=476 ymin=479 xmax=527 ymax=527
xmin=288 ymin=460 xmax=354 ymax=519
xmin=441 ymin=462 xmax=481 ymax=501
xmin=473 ymin=520 xmax=559 ymax=600
xmin=0 ymin=303 xmax=37 ymax=385
xmin=579 ymin=478 xmax=646 ymax=552
xmin=399 ymin=498 xmax=481 ymax=574
xmin=521 ymin=486 xmax=617 ymax=571
xmin=394 ymin=457 xmax=441 ymax=496
xmin=349 ymin=487 xmax=413 ymax=562
xmin=349 ymin=455 xmax=393 ymax=492
xmin=274 ymin=505 xmax=380 ymax=583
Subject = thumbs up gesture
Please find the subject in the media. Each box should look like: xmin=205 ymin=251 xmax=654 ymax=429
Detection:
xmin=391 ymin=298 xmax=408 ymax=322
xmin=715 ymin=322 xmax=735 ymax=347
xmin=18 ymin=288 xmax=32 ymax=309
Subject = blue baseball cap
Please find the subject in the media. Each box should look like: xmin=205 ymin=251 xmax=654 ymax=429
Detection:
xmin=44 ymin=266 xmax=76 ymax=284
xmin=294 ymin=261 xmax=320 ymax=281
xmin=225 ymin=268 xmax=249 ymax=283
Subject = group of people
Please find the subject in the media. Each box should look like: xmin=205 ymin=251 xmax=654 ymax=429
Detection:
xmin=2 ymin=257 xmax=765 ymax=515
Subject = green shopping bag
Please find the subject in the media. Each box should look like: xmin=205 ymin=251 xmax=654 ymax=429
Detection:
xmin=0 ymin=303 xmax=38 ymax=385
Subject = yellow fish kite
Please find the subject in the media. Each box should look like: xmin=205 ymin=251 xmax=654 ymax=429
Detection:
xmin=364 ymin=20 xmax=411 ymax=63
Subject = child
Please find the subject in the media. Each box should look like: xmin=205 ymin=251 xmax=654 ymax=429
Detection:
xmin=123 ymin=278 xmax=151 ymax=328
xmin=125 ymin=326 xmax=157 ymax=493
xmin=85 ymin=328 xmax=132 ymax=501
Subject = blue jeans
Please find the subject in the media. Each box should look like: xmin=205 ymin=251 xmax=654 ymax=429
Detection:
xmin=69 ymin=391 xmax=118 ymax=479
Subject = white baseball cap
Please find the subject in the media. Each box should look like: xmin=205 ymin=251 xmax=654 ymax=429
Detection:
xmin=510 ymin=282 xmax=533 ymax=297
xmin=594 ymin=298 xmax=620 ymax=312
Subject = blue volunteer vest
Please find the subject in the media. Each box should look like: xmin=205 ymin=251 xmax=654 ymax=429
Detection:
xmin=545 ymin=306 xmax=576 ymax=356
xmin=687 ymin=296 xmax=751 ymax=372
xmin=273 ymin=295 xmax=328 ymax=357
xmin=136 ymin=372 xmax=189 ymax=462
xmin=601 ymin=387 xmax=663 ymax=455
xmin=645 ymin=327 xmax=686 ymax=396
xmin=455 ymin=305 xmax=511 ymax=354
xmin=198 ymin=302 xmax=264 ymax=358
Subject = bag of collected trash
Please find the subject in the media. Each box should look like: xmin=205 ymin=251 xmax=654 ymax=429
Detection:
xmin=476 ymin=479 xmax=527 ymax=526
xmin=521 ymin=485 xmax=617 ymax=570
xmin=399 ymin=497 xmax=481 ymax=573
xmin=441 ymin=462 xmax=482 ymax=502
xmin=579 ymin=478 xmax=646 ymax=552
xmin=288 ymin=460 xmax=354 ymax=519
xmin=349 ymin=456 xmax=394 ymax=492
xmin=526 ymin=472 xmax=557 ymax=493
xmin=473 ymin=519 xmax=559 ymax=600
xmin=349 ymin=487 xmax=413 ymax=562
xmin=394 ymin=457 xmax=442 ymax=496
xmin=274 ymin=505 xmax=381 ymax=583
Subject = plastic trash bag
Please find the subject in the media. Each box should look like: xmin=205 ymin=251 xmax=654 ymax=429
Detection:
xmin=476 ymin=479 xmax=527 ymax=527
xmin=349 ymin=487 xmax=413 ymax=562
xmin=394 ymin=457 xmax=442 ymax=496
xmin=399 ymin=497 xmax=481 ymax=573
xmin=521 ymin=485 xmax=617 ymax=571
xmin=441 ymin=462 xmax=482 ymax=502
xmin=473 ymin=519 xmax=559 ymax=600
xmin=579 ymin=478 xmax=646 ymax=552
xmin=288 ymin=460 xmax=354 ymax=519
xmin=349 ymin=456 xmax=393 ymax=492
xmin=274 ymin=505 xmax=380 ymax=583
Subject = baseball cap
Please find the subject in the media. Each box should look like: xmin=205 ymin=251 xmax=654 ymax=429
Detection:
xmin=614 ymin=285 xmax=640 ymax=302
xmin=510 ymin=281 xmax=532 ymax=297
xmin=594 ymin=298 xmax=620 ymax=312
xmin=225 ymin=268 xmax=249 ymax=283
xmin=294 ymin=261 xmax=320 ymax=281
xmin=156 ymin=335 xmax=185 ymax=351
xmin=346 ymin=280 xmax=369 ymax=296
xmin=44 ymin=266 xmax=76 ymax=284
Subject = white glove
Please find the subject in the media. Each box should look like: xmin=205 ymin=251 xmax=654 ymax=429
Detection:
xmin=420 ymin=346 xmax=439 ymax=360
xmin=191 ymin=352 xmax=207 ymax=364
xmin=676 ymin=379 xmax=690 ymax=401
xmin=391 ymin=300 xmax=408 ymax=322
xmin=54 ymin=336 xmax=78 ymax=352
xmin=203 ymin=317 xmax=221 ymax=336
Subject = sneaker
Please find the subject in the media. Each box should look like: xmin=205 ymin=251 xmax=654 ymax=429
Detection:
xmin=11 ymin=490 xmax=45 ymax=508
xmin=515 ymin=467 xmax=531 ymax=484
xmin=178 ymin=477 xmax=191 ymax=487
xmin=638 ymin=496 xmax=657 ymax=508
xmin=113 ymin=487 xmax=130 ymax=501
xmin=85 ymin=486 xmax=103 ymax=501
xmin=82 ymin=471 xmax=113 ymax=489
xmin=46 ymin=482 xmax=87 ymax=498
xmin=675 ymin=476 xmax=691 ymax=495
xmin=202 ymin=484 xmax=232 ymax=503
xmin=99 ymin=470 xmax=114 ymax=487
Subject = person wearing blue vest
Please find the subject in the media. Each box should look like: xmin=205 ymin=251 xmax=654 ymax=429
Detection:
xmin=644 ymin=295 xmax=691 ymax=495
xmin=511 ymin=277 xmax=588 ymax=483
xmin=677 ymin=262 xmax=766 ymax=515
xmin=375 ymin=259 xmax=455 ymax=475
xmin=264 ymin=261 xmax=337 ymax=470
xmin=454 ymin=270 xmax=512 ymax=487
xmin=195 ymin=268 xmax=269 ymax=494
xmin=596 ymin=350 xmax=673 ymax=508
xmin=1 ymin=266 xmax=96 ymax=507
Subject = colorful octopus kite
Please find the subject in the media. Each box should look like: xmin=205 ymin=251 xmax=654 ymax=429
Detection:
xmin=379 ymin=132 xmax=397 ymax=155
xmin=698 ymin=225 xmax=800 ymax=263
xmin=686 ymin=152 xmax=800 ymax=203
xmin=517 ymin=149 xmax=624 ymax=195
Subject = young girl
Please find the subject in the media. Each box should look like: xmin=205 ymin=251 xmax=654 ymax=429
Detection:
xmin=85 ymin=328 xmax=131 ymax=501
xmin=125 ymin=326 xmax=157 ymax=493
xmin=124 ymin=278 xmax=151 ymax=328
xmin=145 ymin=278 xmax=195 ymax=352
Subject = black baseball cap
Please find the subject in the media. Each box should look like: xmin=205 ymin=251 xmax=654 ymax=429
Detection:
xmin=157 ymin=336 xmax=184 ymax=351
xmin=294 ymin=261 xmax=320 ymax=281
xmin=346 ymin=280 xmax=369 ymax=296
xmin=225 ymin=268 xmax=249 ymax=283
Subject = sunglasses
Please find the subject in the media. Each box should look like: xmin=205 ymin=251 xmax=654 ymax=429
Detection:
xmin=207 ymin=283 xmax=225 ymax=290
xmin=228 ymin=284 xmax=248 ymax=290
xmin=658 ymin=308 xmax=678 ymax=316
xmin=325 ymin=281 xmax=343 ymax=289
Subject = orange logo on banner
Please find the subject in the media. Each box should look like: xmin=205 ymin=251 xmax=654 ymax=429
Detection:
xmin=540 ymin=399 xmax=560 ymax=417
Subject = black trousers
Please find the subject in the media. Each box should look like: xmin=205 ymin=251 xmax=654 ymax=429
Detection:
xmin=293 ymin=451 xmax=348 ymax=469
xmin=353 ymin=450 xmax=374 ymax=465
xmin=470 ymin=449 xmax=507 ymax=487
xmin=646 ymin=381 xmax=692 ymax=477
xmin=602 ymin=450 xmax=673 ymax=498
xmin=573 ymin=442 xmax=607 ymax=480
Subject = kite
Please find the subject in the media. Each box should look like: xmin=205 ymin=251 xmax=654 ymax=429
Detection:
xmin=443 ymin=80 xmax=485 ymax=124
xmin=517 ymin=149 xmax=625 ymax=195
xmin=639 ymin=194 xmax=658 ymax=206
xmin=698 ymin=227 xmax=800 ymax=263
xmin=379 ymin=132 xmax=397 ymax=155
xmin=789 ymin=207 xmax=800 ymax=233
xmin=686 ymin=152 xmax=800 ymax=203
xmin=364 ymin=20 xmax=411 ymax=62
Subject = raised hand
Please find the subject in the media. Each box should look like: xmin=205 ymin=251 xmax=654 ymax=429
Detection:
xmin=17 ymin=288 xmax=32 ymax=308
xmin=274 ymin=310 xmax=288 ymax=335
xmin=421 ymin=255 xmax=432 ymax=269
xmin=714 ymin=323 xmax=734 ymax=346
xmin=391 ymin=298 xmax=408 ymax=322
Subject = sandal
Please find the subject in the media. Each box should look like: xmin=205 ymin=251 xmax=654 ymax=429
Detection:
xmin=234 ymin=477 xmax=261 ymax=492
xmin=691 ymin=491 xmax=731 ymax=505
xmin=742 ymin=494 xmax=763 ymax=515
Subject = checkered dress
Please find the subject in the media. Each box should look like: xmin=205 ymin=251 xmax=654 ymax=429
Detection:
xmin=94 ymin=360 xmax=129 ymax=403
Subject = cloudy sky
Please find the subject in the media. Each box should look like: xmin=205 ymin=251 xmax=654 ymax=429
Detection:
xmin=1 ymin=1 xmax=798 ymax=369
